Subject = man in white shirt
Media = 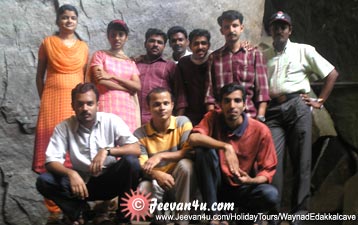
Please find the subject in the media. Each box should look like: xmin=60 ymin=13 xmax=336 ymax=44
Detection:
xmin=36 ymin=83 xmax=140 ymax=225
xmin=264 ymin=11 xmax=339 ymax=222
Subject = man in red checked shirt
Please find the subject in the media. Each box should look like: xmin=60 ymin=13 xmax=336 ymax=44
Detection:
xmin=205 ymin=10 xmax=270 ymax=122
xmin=189 ymin=83 xmax=278 ymax=225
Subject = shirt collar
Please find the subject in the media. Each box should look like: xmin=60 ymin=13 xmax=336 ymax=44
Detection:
xmin=73 ymin=112 xmax=101 ymax=132
xmin=221 ymin=44 xmax=246 ymax=54
xmin=146 ymin=116 xmax=176 ymax=136
xmin=274 ymin=39 xmax=291 ymax=54
xmin=140 ymin=55 xmax=168 ymax=64
xmin=222 ymin=113 xmax=248 ymax=138
xmin=190 ymin=50 xmax=212 ymax=65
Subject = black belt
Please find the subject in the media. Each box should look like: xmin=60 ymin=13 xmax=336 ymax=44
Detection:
xmin=270 ymin=92 xmax=301 ymax=105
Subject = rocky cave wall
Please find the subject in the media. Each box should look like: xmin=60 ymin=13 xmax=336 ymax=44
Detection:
xmin=0 ymin=0 xmax=357 ymax=224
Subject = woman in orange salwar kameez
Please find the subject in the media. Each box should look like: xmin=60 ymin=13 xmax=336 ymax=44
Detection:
xmin=32 ymin=4 xmax=88 ymax=223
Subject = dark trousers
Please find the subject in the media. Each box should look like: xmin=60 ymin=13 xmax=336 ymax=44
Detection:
xmin=195 ymin=148 xmax=278 ymax=216
xmin=195 ymin=148 xmax=221 ymax=216
xmin=36 ymin=155 xmax=140 ymax=221
xmin=266 ymin=96 xmax=312 ymax=212
xmin=220 ymin=183 xmax=278 ymax=213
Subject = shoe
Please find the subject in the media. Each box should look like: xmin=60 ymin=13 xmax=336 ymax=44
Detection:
xmin=289 ymin=210 xmax=308 ymax=225
xmin=93 ymin=213 xmax=115 ymax=225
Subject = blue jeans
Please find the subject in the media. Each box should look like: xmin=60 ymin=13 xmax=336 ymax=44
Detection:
xmin=36 ymin=155 xmax=140 ymax=221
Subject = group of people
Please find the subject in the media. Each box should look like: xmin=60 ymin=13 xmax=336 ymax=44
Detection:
xmin=32 ymin=4 xmax=339 ymax=225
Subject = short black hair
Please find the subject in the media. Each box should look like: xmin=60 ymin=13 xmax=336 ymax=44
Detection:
xmin=167 ymin=26 xmax=188 ymax=40
xmin=217 ymin=10 xmax=244 ymax=26
xmin=145 ymin=28 xmax=167 ymax=44
xmin=71 ymin=83 xmax=99 ymax=103
xmin=219 ymin=82 xmax=246 ymax=103
xmin=189 ymin=29 xmax=211 ymax=44
xmin=146 ymin=87 xmax=174 ymax=106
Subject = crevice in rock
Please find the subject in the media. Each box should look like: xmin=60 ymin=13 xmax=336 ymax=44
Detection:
xmin=0 ymin=167 xmax=10 ymax=225
xmin=79 ymin=0 xmax=89 ymax=18
xmin=53 ymin=0 xmax=59 ymax=11
xmin=14 ymin=24 xmax=19 ymax=47
xmin=110 ymin=0 xmax=123 ymax=19
xmin=83 ymin=25 xmax=91 ymax=41
xmin=9 ymin=195 xmax=32 ymax=224
xmin=0 ymin=52 xmax=9 ymax=115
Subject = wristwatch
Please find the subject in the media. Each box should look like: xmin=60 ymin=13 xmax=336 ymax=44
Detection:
xmin=105 ymin=147 xmax=112 ymax=156
xmin=257 ymin=115 xmax=266 ymax=123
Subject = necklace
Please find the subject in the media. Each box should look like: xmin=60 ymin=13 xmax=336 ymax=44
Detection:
xmin=107 ymin=50 xmax=129 ymax=60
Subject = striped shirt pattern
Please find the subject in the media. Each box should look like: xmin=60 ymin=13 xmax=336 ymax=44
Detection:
xmin=205 ymin=45 xmax=270 ymax=117
xmin=134 ymin=116 xmax=193 ymax=173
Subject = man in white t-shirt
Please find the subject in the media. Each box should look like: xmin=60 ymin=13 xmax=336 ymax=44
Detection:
xmin=36 ymin=83 xmax=140 ymax=225
xmin=264 ymin=11 xmax=339 ymax=222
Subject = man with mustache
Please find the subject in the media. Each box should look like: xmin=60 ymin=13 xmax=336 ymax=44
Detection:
xmin=174 ymin=29 xmax=212 ymax=126
xmin=135 ymin=28 xmax=181 ymax=124
xmin=189 ymin=83 xmax=278 ymax=225
xmin=205 ymin=10 xmax=270 ymax=122
xmin=264 ymin=12 xmax=339 ymax=224
xmin=167 ymin=26 xmax=192 ymax=63
xmin=36 ymin=83 xmax=140 ymax=225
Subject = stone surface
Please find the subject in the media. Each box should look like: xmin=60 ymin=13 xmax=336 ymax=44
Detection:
xmin=0 ymin=0 xmax=357 ymax=224
xmin=310 ymin=150 xmax=355 ymax=213
xmin=343 ymin=172 xmax=358 ymax=225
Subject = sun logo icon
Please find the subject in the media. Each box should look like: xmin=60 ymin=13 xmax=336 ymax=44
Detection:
xmin=120 ymin=188 xmax=152 ymax=221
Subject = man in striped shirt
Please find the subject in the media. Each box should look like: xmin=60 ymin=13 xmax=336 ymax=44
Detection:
xmin=205 ymin=10 xmax=270 ymax=122
xmin=134 ymin=87 xmax=195 ymax=225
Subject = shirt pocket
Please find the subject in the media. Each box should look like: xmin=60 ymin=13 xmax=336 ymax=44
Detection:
xmin=285 ymin=61 xmax=305 ymax=82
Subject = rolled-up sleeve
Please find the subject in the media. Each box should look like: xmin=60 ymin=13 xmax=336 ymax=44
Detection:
xmin=115 ymin=116 xmax=138 ymax=145
xmin=45 ymin=124 xmax=68 ymax=164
